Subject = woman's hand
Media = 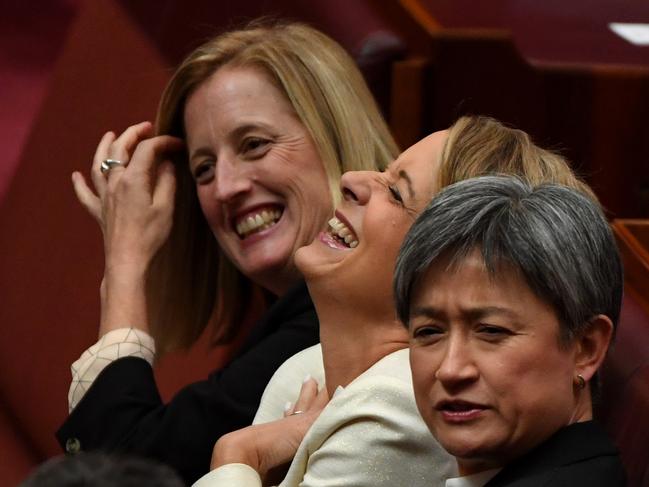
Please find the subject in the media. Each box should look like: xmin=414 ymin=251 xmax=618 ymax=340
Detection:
xmin=211 ymin=377 xmax=329 ymax=480
xmin=72 ymin=121 xmax=184 ymax=270
xmin=71 ymin=121 xmax=184 ymax=335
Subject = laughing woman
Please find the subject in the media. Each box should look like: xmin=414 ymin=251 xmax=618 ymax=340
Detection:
xmin=59 ymin=21 xmax=397 ymax=485
xmin=396 ymin=176 xmax=626 ymax=486
xmin=193 ymin=116 xmax=596 ymax=486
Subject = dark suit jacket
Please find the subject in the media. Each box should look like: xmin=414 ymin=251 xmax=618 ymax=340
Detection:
xmin=56 ymin=281 xmax=319 ymax=485
xmin=485 ymin=421 xmax=627 ymax=486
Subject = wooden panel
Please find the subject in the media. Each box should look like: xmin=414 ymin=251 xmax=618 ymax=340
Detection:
xmin=388 ymin=2 xmax=649 ymax=216
xmin=402 ymin=0 xmax=649 ymax=67
xmin=613 ymin=220 xmax=649 ymax=315
xmin=390 ymin=58 xmax=430 ymax=148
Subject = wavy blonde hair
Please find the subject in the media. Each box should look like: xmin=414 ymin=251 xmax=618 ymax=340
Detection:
xmin=440 ymin=116 xmax=596 ymax=200
xmin=148 ymin=20 xmax=398 ymax=352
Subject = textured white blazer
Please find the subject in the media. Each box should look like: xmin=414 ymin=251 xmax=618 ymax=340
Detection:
xmin=194 ymin=345 xmax=456 ymax=486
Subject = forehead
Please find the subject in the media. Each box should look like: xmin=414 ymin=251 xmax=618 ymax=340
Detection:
xmin=396 ymin=130 xmax=448 ymax=167
xmin=387 ymin=130 xmax=449 ymax=195
xmin=412 ymin=250 xmax=541 ymax=311
xmin=183 ymin=65 xmax=294 ymax=131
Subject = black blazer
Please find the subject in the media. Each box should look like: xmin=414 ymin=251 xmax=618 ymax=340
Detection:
xmin=56 ymin=281 xmax=319 ymax=485
xmin=485 ymin=421 xmax=627 ymax=486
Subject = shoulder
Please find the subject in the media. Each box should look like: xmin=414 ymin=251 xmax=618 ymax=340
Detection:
xmin=487 ymin=422 xmax=626 ymax=487
xmin=549 ymin=456 xmax=627 ymax=486
xmin=267 ymin=281 xmax=316 ymax=327
xmin=253 ymin=345 xmax=324 ymax=424
xmin=237 ymin=282 xmax=318 ymax=363
xmin=490 ymin=457 xmax=627 ymax=487
xmin=322 ymin=349 xmax=421 ymax=430
xmin=290 ymin=348 xmax=456 ymax=486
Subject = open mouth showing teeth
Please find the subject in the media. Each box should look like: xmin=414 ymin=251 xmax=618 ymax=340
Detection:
xmin=327 ymin=217 xmax=359 ymax=248
xmin=235 ymin=208 xmax=283 ymax=239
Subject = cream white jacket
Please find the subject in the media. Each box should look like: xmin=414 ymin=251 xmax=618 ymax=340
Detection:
xmin=193 ymin=345 xmax=456 ymax=486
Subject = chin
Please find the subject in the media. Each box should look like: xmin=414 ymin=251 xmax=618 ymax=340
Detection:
xmin=295 ymin=237 xmax=348 ymax=281
xmin=434 ymin=428 xmax=496 ymax=461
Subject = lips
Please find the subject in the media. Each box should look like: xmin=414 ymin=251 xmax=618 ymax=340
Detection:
xmin=436 ymin=399 xmax=488 ymax=422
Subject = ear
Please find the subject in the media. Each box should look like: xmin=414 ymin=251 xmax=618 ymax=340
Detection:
xmin=573 ymin=314 xmax=614 ymax=381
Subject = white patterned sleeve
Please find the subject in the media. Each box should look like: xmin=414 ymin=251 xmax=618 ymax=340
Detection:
xmin=68 ymin=328 xmax=155 ymax=412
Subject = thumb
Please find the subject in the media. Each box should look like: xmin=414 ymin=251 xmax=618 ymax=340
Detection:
xmin=72 ymin=171 xmax=102 ymax=224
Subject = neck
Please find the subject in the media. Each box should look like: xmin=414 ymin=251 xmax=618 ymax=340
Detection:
xmin=569 ymin=386 xmax=593 ymax=424
xmin=308 ymin=283 xmax=409 ymax=397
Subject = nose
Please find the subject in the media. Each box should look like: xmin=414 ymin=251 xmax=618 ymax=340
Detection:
xmin=340 ymin=170 xmax=373 ymax=205
xmin=435 ymin=333 xmax=479 ymax=389
xmin=213 ymin=157 xmax=252 ymax=203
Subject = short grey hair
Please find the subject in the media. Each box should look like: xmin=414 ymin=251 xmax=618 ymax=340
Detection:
xmin=394 ymin=176 xmax=623 ymax=345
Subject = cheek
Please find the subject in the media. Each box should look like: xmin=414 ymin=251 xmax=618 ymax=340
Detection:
xmin=287 ymin=173 xmax=332 ymax=223
xmin=488 ymin=348 xmax=574 ymax=420
xmin=410 ymin=348 xmax=436 ymax=411
xmin=259 ymin=154 xmax=330 ymax=205
xmin=368 ymin=210 xmax=411 ymax=245
xmin=196 ymin=187 xmax=224 ymax=230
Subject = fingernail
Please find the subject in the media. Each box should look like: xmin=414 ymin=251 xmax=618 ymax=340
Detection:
xmin=284 ymin=401 xmax=292 ymax=412
xmin=303 ymin=374 xmax=312 ymax=384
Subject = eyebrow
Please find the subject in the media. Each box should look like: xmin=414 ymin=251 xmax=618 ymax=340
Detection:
xmin=230 ymin=123 xmax=264 ymax=141
xmin=398 ymin=169 xmax=415 ymax=198
xmin=189 ymin=122 xmax=272 ymax=164
xmin=189 ymin=147 xmax=214 ymax=166
xmin=410 ymin=305 xmax=519 ymax=322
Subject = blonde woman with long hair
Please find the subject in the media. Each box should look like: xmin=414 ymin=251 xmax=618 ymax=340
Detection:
xmin=58 ymin=21 xmax=397 ymax=485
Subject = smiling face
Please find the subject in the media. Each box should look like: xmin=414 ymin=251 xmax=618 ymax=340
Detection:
xmin=184 ymin=65 xmax=332 ymax=295
xmin=408 ymin=250 xmax=580 ymax=475
xmin=295 ymin=131 xmax=447 ymax=316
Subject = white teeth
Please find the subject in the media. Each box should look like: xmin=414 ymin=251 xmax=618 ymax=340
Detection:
xmin=236 ymin=209 xmax=282 ymax=237
xmin=327 ymin=217 xmax=359 ymax=248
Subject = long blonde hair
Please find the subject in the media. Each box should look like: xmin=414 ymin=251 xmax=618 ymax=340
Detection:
xmin=149 ymin=20 xmax=399 ymax=352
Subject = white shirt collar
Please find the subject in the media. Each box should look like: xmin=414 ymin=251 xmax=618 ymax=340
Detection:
xmin=445 ymin=468 xmax=501 ymax=487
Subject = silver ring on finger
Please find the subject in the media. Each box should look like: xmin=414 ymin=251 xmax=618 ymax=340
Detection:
xmin=100 ymin=159 xmax=126 ymax=174
xmin=290 ymin=410 xmax=305 ymax=416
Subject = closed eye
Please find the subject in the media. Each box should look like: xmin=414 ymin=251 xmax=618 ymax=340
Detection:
xmin=388 ymin=184 xmax=403 ymax=203
xmin=476 ymin=324 xmax=513 ymax=341
xmin=379 ymin=177 xmax=417 ymax=216
xmin=378 ymin=179 xmax=403 ymax=206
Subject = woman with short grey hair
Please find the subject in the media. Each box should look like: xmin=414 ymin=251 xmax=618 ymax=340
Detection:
xmin=396 ymin=176 xmax=626 ymax=486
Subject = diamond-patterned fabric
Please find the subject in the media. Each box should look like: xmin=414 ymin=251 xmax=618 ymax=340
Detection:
xmin=68 ymin=328 xmax=155 ymax=412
